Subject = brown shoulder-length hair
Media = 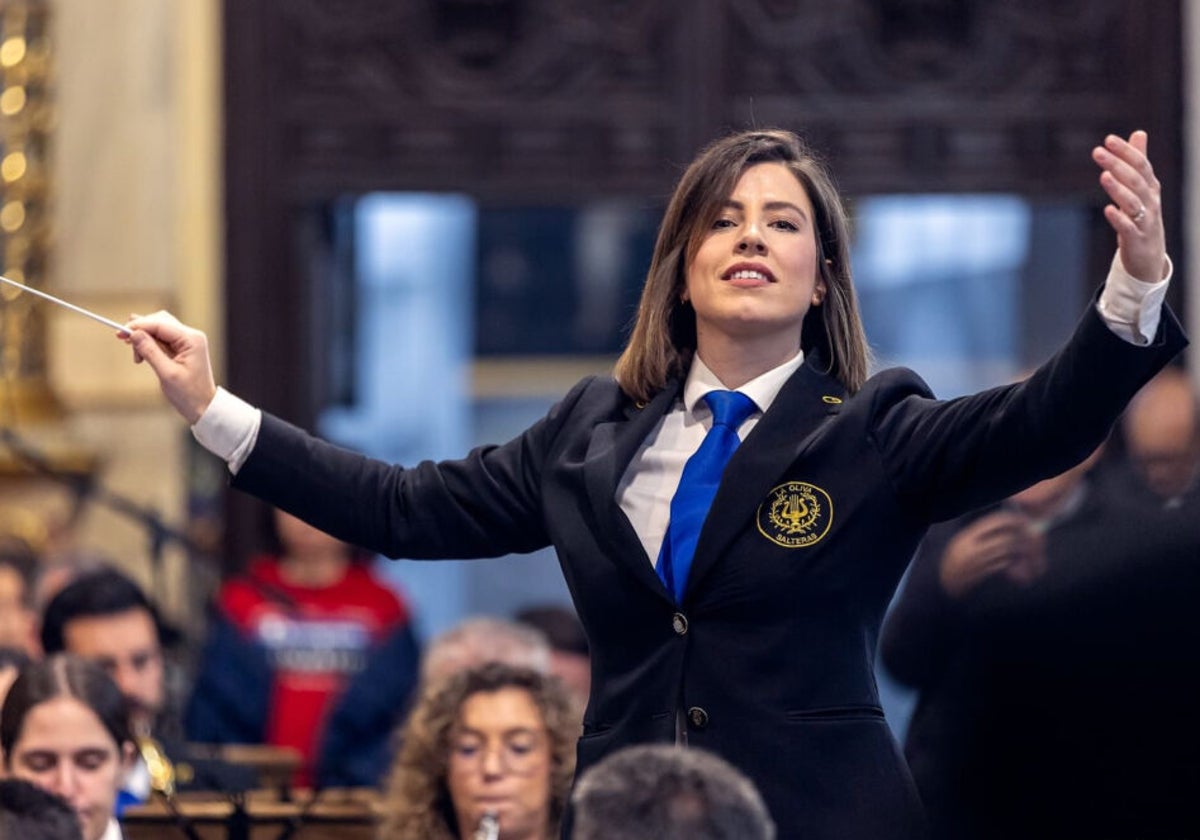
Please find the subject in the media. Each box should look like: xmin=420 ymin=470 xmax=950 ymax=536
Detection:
xmin=379 ymin=663 xmax=577 ymax=840
xmin=1 ymin=654 xmax=134 ymax=763
xmin=614 ymin=129 xmax=869 ymax=403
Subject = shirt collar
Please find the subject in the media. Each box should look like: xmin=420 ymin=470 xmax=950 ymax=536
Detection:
xmin=683 ymin=350 xmax=806 ymax=419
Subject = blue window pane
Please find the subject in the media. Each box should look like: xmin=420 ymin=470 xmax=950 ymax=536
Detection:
xmin=853 ymin=195 xmax=1034 ymax=397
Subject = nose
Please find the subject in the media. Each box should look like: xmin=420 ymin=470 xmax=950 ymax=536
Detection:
xmin=480 ymin=746 xmax=505 ymax=780
xmin=49 ymin=762 xmax=80 ymax=799
xmin=113 ymin=663 xmax=137 ymax=698
xmin=736 ymin=221 xmax=767 ymax=254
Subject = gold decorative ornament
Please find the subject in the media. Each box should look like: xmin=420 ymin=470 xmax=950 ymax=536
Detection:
xmin=0 ymin=0 xmax=59 ymax=424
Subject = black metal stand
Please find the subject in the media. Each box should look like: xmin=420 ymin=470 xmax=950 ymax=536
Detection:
xmin=0 ymin=425 xmax=202 ymax=602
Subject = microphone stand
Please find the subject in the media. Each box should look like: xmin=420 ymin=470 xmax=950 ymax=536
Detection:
xmin=0 ymin=425 xmax=204 ymax=602
xmin=158 ymin=793 xmax=206 ymax=840
xmin=272 ymin=788 xmax=325 ymax=840
xmin=226 ymin=791 xmax=251 ymax=840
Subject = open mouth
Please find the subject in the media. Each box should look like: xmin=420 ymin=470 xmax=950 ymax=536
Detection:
xmin=723 ymin=265 xmax=775 ymax=286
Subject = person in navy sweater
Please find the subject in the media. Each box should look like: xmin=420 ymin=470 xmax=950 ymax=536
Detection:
xmin=186 ymin=509 xmax=419 ymax=788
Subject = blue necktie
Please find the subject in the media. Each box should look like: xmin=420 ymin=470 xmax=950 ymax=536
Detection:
xmin=657 ymin=390 xmax=758 ymax=602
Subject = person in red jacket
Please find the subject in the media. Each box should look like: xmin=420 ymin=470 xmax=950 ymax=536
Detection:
xmin=187 ymin=508 xmax=419 ymax=788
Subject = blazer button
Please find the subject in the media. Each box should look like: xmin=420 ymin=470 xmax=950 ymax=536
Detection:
xmin=687 ymin=706 xmax=709 ymax=730
xmin=671 ymin=612 xmax=688 ymax=635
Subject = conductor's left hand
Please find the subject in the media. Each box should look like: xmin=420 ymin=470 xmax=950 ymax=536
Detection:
xmin=122 ymin=311 xmax=217 ymax=424
xmin=1093 ymin=130 xmax=1167 ymax=283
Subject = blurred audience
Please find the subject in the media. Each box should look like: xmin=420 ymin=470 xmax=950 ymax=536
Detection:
xmin=0 ymin=778 xmax=84 ymax=840
xmin=0 ymin=537 xmax=39 ymax=656
xmin=881 ymin=370 xmax=1200 ymax=839
xmin=32 ymin=550 xmax=112 ymax=617
xmin=572 ymin=744 xmax=775 ymax=840
xmin=0 ymin=647 xmax=31 ymax=709
xmin=337 ymin=614 xmax=555 ymax=796
xmin=380 ymin=662 xmax=575 ymax=840
xmin=514 ymin=605 xmax=589 ymax=711
xmin=933 ymin=448 xmax=1101 ymax=601
xmin=1 ymin=655 xmax=134 ymax=840
xmin=41 ymin=568 xmax=252 ymax=805
xmin=186 ymin=508 xmax=419 ymax=788
xmin=41 ymin=570 xmax=172 ymax=742
xmin=421 ymin=617 xmax=551 ymax=689
xmin=1112 ymin=366 xmax=1200 ymax=506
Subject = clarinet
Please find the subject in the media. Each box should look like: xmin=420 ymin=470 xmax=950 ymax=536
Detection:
xmin=136 ymin=737 xmax=205 ymax=840
xmin=472 ymin=811 xmax=500 ymax=840
xmin=137 ymin=736 xmax=177 ymax=798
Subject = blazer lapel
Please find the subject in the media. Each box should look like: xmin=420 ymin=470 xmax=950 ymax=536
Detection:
xmin=583 ymin=380 xmax=682 ymax=602
xmin=683 ymin=358 xmax=846 ymax=601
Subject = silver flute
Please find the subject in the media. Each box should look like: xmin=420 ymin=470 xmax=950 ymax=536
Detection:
xmin=472 ymin=811 xmax=500 ymax=840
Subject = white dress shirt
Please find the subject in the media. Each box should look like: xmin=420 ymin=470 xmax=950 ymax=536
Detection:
xmin=123 ymin=755 xmax=151 ymax=801
xmin=615 ymin=351 xmax=804 ymax=565
xmin=194 ymin=253 xmax=1171 ymax=567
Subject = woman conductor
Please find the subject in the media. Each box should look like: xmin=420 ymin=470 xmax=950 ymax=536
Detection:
xmin=126 ymin=128 xmax=1183 ymax=840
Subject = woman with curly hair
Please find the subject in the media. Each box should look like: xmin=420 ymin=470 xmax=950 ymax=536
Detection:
xmin=379 ymin=663 xmax=576 ymax=840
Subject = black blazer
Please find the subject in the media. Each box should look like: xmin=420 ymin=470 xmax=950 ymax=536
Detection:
xmin=232 ymin=302 xmax=1184 ymax=840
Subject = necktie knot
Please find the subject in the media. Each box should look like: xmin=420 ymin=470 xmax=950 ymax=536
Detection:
xmin=703 ymin=390 xmax=757 ymax=432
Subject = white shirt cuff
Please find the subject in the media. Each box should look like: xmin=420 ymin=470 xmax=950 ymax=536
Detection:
xmin=191 ymin=386 xmax=261 ymax=474
xmin=1096 ymin=252 xmax=1172 ymax=346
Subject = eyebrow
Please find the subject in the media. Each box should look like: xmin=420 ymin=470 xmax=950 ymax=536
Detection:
xmin=722 ymin=199 xmax=810 ymax=222
xmin=19 ymin=746 xmax=112 ymax=761
xmin=455 ymin=726 xmax=543 ymax=739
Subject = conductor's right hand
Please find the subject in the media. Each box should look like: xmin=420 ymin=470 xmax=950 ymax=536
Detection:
xmin=122 ymin=311 xmax=217 ymax=425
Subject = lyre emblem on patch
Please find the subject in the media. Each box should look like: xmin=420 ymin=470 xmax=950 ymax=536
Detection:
xmin=756 ymin=481 xmax=833 ymax=548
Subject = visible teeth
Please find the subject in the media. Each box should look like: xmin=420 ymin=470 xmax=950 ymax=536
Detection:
xmin=730 ymin=270 xmax=768 ymax=280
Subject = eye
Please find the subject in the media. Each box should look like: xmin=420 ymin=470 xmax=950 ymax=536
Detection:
xmin=507 ymin=740 xmax=534 ymax=756
xmin=19 ymin=752 xmax=56 ymax=773
xmin=770 ymin=219 xmax=799 ymax=232
xmin=75 ymin=749 xmax=111 ymax=771
xmin=505 ymin=731 xmax=542 ymax=758
xmin=711 ymin=217 xmax=736 ymax=230
xmin=452 ymin=738 xmax=482 ymax=759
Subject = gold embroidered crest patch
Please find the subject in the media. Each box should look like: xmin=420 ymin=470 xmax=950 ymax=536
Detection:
xmin=756 ymin=481 xmax=833 ymax=548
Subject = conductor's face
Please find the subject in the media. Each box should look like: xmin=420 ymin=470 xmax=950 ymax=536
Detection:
xmin=685 ymin=161 xmax=824 ymax=359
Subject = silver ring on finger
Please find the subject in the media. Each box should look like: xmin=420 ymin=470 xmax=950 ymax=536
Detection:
xmin=1130 ymin=203 xmax=1146 ymax=224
